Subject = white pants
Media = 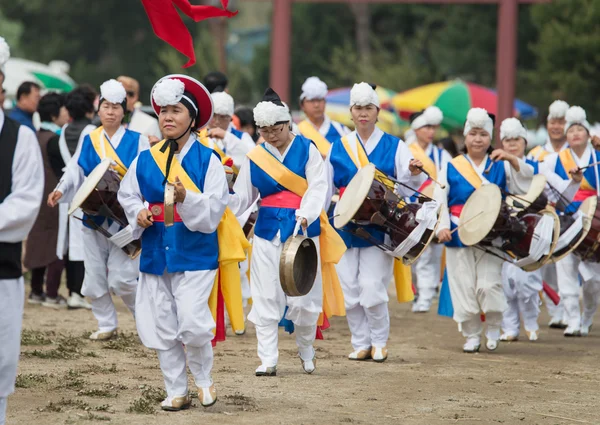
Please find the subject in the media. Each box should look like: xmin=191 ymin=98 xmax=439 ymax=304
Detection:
xmin=239 ymin=259 xmax=251 ymax=306
xmin=81 ymin=227 xmax=139 ymax=330
xmin=540 ymin=263 xmax=564 ymax=322
xmin=0 ymin=278 xmax=25 ymax=425
xmin=136 ymin=269 xmax=217 ymax=393
xmin=412 ymin=243 xmax=443 ymax=307
xmin=446 ymin=247 xmax=507 ymax=327
xmin=555 ymin=254 xmax=600 ymax=329
xmin=336 ymin=246 xmax=394 ymax=350
xmin=248 ymin=236 xmax=322 ymax=366
xmin=501 ymin=263 xmax=542 ymax=336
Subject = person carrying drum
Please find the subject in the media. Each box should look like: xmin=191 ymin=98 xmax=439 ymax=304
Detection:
xmin=527 ymin=100 xmax=570 ymax=329
xmin=541 ymin=106 xmax=600 ymax=337
xmin=47 ymin=79 xmax=150 ymax=341
xmin=297 ymin=76 xmax=350 ymax=158
xmin=229 ymin=88 xmax=340 ymax=377
xmin=407 ymin=106 xmax=451 ymax=313
xmin=326 ymin=82 xmax=426 ymax=363
xmin=0 ymin=35 xmax=44 ymax=424
xmin=434 ymin=108 xmax=534 ymax=353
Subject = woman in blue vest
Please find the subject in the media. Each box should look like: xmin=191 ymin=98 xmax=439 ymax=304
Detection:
xmin=540 ymin=106 xmax=600 ymax=337
xmin=118 ymin=75 xmax=228 ymax=410
xmin=48 ymin=80 xmax=149 ymax=341
xmin=434 ymin=108 xmax=534 ymax=353
xmin=229 ymin=88 xmax=328 ymax=377
xmin=326 ymin=82 xmax=426 ymax=363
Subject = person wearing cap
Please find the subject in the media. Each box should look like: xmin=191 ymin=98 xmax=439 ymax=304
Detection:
xmin=117 ymin=75 xmax=162 ymax=141
xmin=407 ymin=106 xmax=451 ymax=313
xmin=229 ymin=87 xmax=346 ymax=377
xmin=541 ymin=106 xmax=600 ymax=337
xmin=0 ymin=35 xmax=44 ymax=425
xmin=118 ymin=74 xmax=248 ymax=409
xmin=325 ymin=82 xmax=426 ymax=362
xmin=47 ymin=79 xmax=149 ymax=341
xmin=435 ymin=108 xmax=534 ymax=353
xmin=529 ymin=100 xmax=570 ymax=162
xmin=297 ymin=76 xmax=350 ymax=158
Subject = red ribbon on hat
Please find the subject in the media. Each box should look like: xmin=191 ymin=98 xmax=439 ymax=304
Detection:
xmin=141 ymin=0 xmax=238 ymax=68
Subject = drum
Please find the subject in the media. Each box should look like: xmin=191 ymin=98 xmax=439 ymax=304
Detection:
xmin=572 ymin=196 xmax=600 ymax=262
xmin=279 ymin=235 xmax=318 ymax=297
xmin=333 ymin=163 xmax=440 ymax=265
xmin=69 ymin=159 xmax=141 ymax=259
xmin=547 ymin=197 xmax=595 ymax=262
xmin=506 ymin=174 xmax=547 ymax=213
xmin=458 ymin=184 xmax=560 ymax=272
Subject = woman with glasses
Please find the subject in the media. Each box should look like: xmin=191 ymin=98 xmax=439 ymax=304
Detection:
xmin=325 ymin=82 xmax=426 ymax=363
xmin=229 ymin=88 xmax=329 ymax=377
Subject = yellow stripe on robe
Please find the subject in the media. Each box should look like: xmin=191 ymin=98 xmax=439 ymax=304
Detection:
xmin=89 ymin=126 xmax=128 ymax=178
xmin=559 ymin=149 xmax=595 ymax=191
xmin=409 ymin=143 xmax=437 ymax=180
xmin=150 ymin=140 xmax=250 ymax=334
xmin=298 ymin=120 xmax=332 ymax=157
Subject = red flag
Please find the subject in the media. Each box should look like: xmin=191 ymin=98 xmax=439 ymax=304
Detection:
xmin=141 ymin=0 xmax=238 ymax=68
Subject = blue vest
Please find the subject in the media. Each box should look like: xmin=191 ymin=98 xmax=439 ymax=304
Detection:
xmin=445 ymin=156 xmax=507 ymax=248
xmin=329 ymin=132 xmax=399 ymax=248
xmin=555 ymin=150 xmax=600 ymax=213
xmin=249 ymin=136 xmax=321 ymax=243
xmin=78 ymin=129 xmax=141 ymax=228
xmin=324 ymin=122 xmax=344 ymax=144
xmin=526 ymin=158 xmax=539 ymax=175
xmin=136 ymin=141 xmax=219 ymax=275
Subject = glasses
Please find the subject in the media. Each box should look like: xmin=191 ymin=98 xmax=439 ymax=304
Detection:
xmin=258 ymin=124 xmax=285 ymax=137
xmin=126 ymin=91 xmax=137 ymax=98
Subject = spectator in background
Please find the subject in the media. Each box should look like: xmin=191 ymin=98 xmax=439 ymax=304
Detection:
xmin=9 ymin=81 xmax=41 ymax=131
xmin=117 ymin=75 xmax=162 ymax=142
xmin=203 ymin=71 xmax=228 ymax=93
xmin=234 ymin=106 xmax=259 ymax=143
xmin=0 ymin=70 xmax=5 ymax=110
xmin=24 ymin=93 xmax=70 ymax=307
xmin=46 ymin=85 xmax=96 ymax=310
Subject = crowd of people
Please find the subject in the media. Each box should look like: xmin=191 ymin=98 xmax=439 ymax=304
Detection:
xmin=1 ymin=32 xmax=599 ymax=420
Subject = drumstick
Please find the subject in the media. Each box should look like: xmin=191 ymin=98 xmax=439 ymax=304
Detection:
xmin=484 ymin=161 xmax=495 ymax=174
xmin=415 ymin=165 xmax=446 ymax=189
xmin=449 ymin=211 xmax=484 ymax=234
xmin=577 ymin=160 xmax=600 ymax=172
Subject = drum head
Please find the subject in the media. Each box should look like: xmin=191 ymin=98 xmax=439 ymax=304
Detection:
xmin=279 ymin=236 xmax=318 ymax=297
xmin=458 ymin=184 xmax=502 ymax=246
xmin=506 ymin=174 xmax=546 ymax=211
xmin=334 ymin=163 xmax=376 ymax=229
xmin=69 ymin=159 xmax=112 ymax=215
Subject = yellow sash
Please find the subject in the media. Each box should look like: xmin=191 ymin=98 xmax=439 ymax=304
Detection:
xmin=89 ymin=127 xmax=128 ymax=178
xmin=450 ymin=155 xmax=483 ymax=190
xmin=529 ymin=145 xmax=550 ymax=162
xmin=246 ymin=146 xmax=347 ymax=318
xmin=197 ymin=129 xmax=239 ymax=174
xmin=340 ymin=136 xmax=413 ymax=303
xmin=559 ymin=149 xmax=595 ymax=191
xmin=150 ymin=140 xmax=250 ymax=334
xmin=409 ymin=143 xmax=437 ymax=180
xmin=298 ymin=120 xmax=331 ymax=157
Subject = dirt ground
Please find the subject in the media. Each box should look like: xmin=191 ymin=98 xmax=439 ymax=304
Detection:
xmin=7 ymin=287 xmax=600 ymax=425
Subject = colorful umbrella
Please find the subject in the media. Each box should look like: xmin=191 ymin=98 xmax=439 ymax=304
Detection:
xmin=3 ymin=58 xmax=76 ymax=100
xmin=326 ymin=86 xmax=397 ymax=112
xmin=391 ymin=80 xmax=538 ymax=130
xmin=325 ymin=103 xmax=407 ymax=136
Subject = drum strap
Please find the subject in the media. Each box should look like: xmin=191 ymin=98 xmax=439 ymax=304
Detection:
xmin=341 ymin=135 xmax=369 ymax=169
xmin=409 ymin=143 xmax=437 ymax=180
xmin=247 ymin=146 xmax=347 ymax=319
xmin=89 ymin=127 xmax=128 ymax=178
xmin=149 ymin=140 xmax=250 ymax=335
xmin=450 ymin=155 xmax=483 ymax=190
xmin=298 ymin=120 xmax=331 ymax=157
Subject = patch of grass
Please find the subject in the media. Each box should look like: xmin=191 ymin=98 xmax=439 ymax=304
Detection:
xmin=126 ymin=397 xmax=155 ymax=415
xmin=102 ymin=333 xmax=140 ymax=352
xmin=77 ymin=389 xmax=117 ymax=399
xmin=24 ymin=335 xmax=86 ymax=360
xmin=60 ymin=369 xmax=87 ymax=390
xmin=21 ymin=329 xmax=54 ymax=346
xmin=78 ymin=364 xmax=119 ymax=374
xmin=82 ymin=412 xmax=111 ymax=421
xmin=40 ymin=398 xmax=89 ymax=413
xmin=140 ymin=385 xmax=166 ymax=403
xmin=15 ymin=373 xmax=49 ymax=388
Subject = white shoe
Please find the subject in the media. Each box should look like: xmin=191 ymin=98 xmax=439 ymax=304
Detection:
xmin=68 ymin=293 xmax=92 ymax=310
xmin=526 ymin=331 xmax=539 ymax=341
xmin=197 ymin=385 xmax=217 ymax=407
xmin=463 ymin=338 xmax=481 ymax=353
xmin=500 ymin=333 xmax=519 ymax=342
xmin=89 ymin=329 xmax=117 ymax=341
xmin=412 ymin=303 xmax=430 ymax=313
xmin=161 ymin=394 xmax=191 ymax=411
xmin=348 ymin=348 xmax=372 ymax=361
xmin=564 ymin=326 xmax=582 ymax=337
xmin=371 ymin=346 xmax=388 ymax=363
xmin=486 ymin=339 xmax=499 ymax=351
xmin=301 ymin=357 xmax=316 ymax=374
xmin=581 ymin=324 xmax=592 ymax=337
xmin=255 ymin=365 xmax=277 ymax=376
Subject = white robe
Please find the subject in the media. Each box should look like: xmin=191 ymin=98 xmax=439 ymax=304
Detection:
xmin=501 ymin=262 xmax=542 ymax=335
xmin=0 ymin=109 xmax=44 ymax=402
xmin=118 ymin=135 xmax=228 ymax=394
xmin=229 ymin=138 xmax=327 ymax=366
xmin=434 ymin=155 xmax=534 ymax=326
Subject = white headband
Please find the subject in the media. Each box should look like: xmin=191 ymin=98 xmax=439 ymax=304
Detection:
xmin=211 ymin=91 xmax=234 ymax=116
xmin=463 ymin=108 xmax=494 ymax=138
xmin=300 ymin=76 xmax=328 ymax=101
xmin=254 ymin=101 xmax=290 ymax=127
xmin=410 ymin=106 xmax=443 ymax=130
xmin=547 ymin=100 xmax=569 ymax=121
xmin=350 ymin=82 xmax=380 ymax=108
xmin=564 ymin=106 xmax=590 ymax=134
xmin=500 ymin=118 xmax=527 ymax=142
xmin=99 ymin=79 xmax=127 ymax=105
